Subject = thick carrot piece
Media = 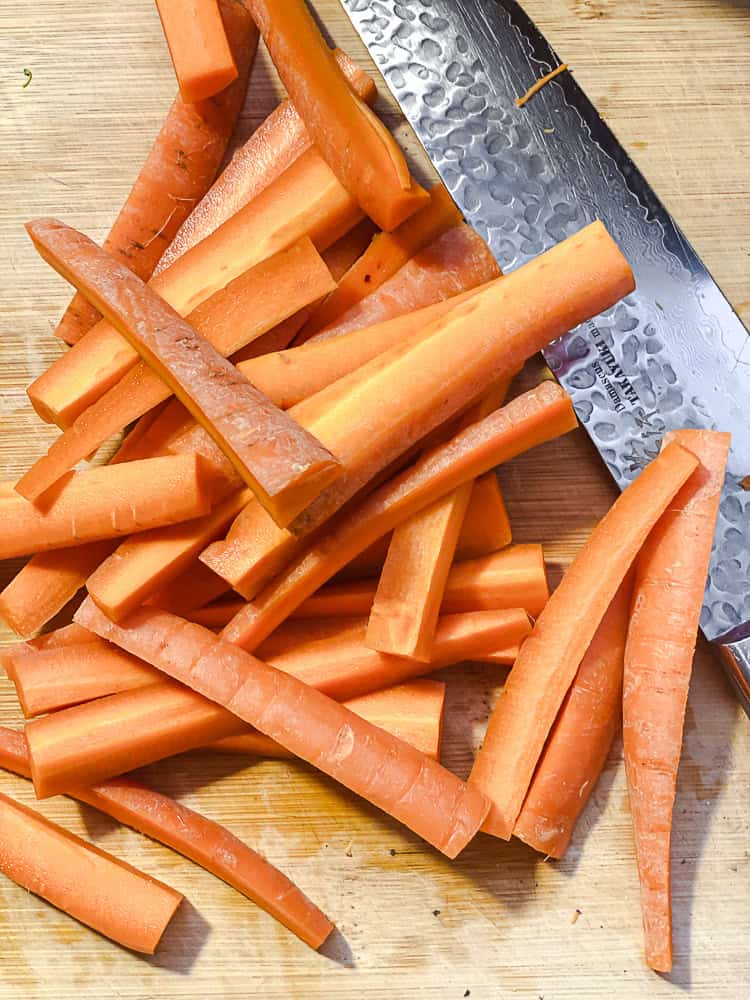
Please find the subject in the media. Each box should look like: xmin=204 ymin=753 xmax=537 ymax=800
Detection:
xmin=247 ymin=0 xmax=427 ymax=231
xmin=0 ymin=792 xmax=181 ymax=953
xmin=55 ymin=0 xmax=256 ymax=345
xmin=513 ymin=577 xmax=632 ymax=858
xmin=222 ymin=383 xmax=576 ymax=650
xmin=75 ymin=601 xmax=488 ymax=858
xmin=28 ymin=148 xmax=361 ymax=429
xmin=159 ymin=49 xmax=376 ymax=271
xmin=26 ymin=220 xmax=341 ymax=525
xmin=151 ymin=561 xmax=229 ymax=615
xmin=156 ymin=0 xmax=238 ymax=103
xmin=469 ymin=442 xmax=701 ymax=841
xmin=297 ymin=184 xmax=462 ymax=340
xmin=0 ymin=729 xmax=332 ymax=950
xmin=623 ymin=430 xmax=729 ymax=972
xmin=1 ymin=455 xmax=210 ymax=560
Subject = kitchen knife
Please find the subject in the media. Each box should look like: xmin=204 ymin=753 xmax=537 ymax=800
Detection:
xmin=341 ymin=0 xmax=750 ymax=714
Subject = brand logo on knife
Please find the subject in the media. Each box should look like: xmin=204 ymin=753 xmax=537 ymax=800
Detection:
xmin=589 ymin=324 xmax=639 ymax=413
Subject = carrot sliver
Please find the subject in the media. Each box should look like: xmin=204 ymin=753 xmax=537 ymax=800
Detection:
xmin=469 ymin=441 xmax=701 ymax=840
xmin=156 ymin=0 xmax=238 ymax=104
xmin=513 ymin=577 xmax=632 ymax=858
xmin=55 ymin=0 xmax=256 ymax=345
xmin=623 ymin=429 xmax=730 ymax=972
xmin=0 ymin=791 xmax=182 ymax=953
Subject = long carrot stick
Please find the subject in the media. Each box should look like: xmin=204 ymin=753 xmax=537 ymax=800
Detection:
xmin=28 ymin=147 xmax=361 ymax=429
xmin=247 ymin=0 xmax=428 ymax=231
xmin=0 ymin=728 xmax=333 ymax=950
xmin=155 ymin=0 xmax=238 ymax=103
xmin=222 ymin=382 xmax=576 ymax=650
xmin=468 ymin=441 xmax=701 ymax=840
xmin=150 ymin=561 xmax=230 ymax=615
xmin=513 ymin=577 xmax=632 ymax=858
xmin=0 ymin=791 xmax=182 ymax=953
xmin=623 ymin=429 xmax=729 ymax=972
xmin=55 ymin=0 xmax=256 ymax=345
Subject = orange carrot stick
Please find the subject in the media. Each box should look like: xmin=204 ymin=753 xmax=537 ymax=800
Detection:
xmin=247 ymin=0 xmax=428 ymax=231
xmin=28 ymin=147 xmax=361 ymax=429
xmin=0 ymin=728 xmax=332 ymax=950
xmin=159 ymin=49 xmax=376 ymax=270
xmin=150 ymin=561 xmax=230 ymax=615
xmin=469 ymin=441 xmax=701 ymax=840
xmin=222 ymin=382 xmax=576 ymax=650
xmin=75 ymin=600 xmax=489 ymax=858
xmin=155 ymin=0 xmax=238 ymax=103
xmin=623 ymin=429 xmax=729 ymax=972
xmin=55 ymin=0 xmax=256 ymax=345
xmin=26 ymin=220 xmax=341 ymax=525
xmin=1 ymin=455 xmax=210 ymax=560
xmin=297 ymin=184 xmax=462 ymax=340
xmin=0 ymin=791 xmax=182 ymax=953
xmin=513 ymin=577 xmax=632 ymax=858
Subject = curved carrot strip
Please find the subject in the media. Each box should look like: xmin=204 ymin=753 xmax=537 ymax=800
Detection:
xmin=469 ymin=441 xmax=701 ymax=841
xmin=623 ymin=429 xmax=729 ymax=972
xmin=55 ymin=0 xmax=256 ymax=345
xmin=155 ymin=0 xmax=238 ymax=104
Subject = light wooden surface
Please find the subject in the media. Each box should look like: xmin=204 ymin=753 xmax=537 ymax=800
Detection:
xmin=1 ymin=1 xmax=749 ymax=997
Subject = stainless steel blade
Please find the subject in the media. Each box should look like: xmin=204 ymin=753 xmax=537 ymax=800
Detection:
xmin=342 ymin=0 xmax=750 ymax=657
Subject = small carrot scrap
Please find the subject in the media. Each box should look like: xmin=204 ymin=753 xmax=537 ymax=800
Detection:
xmin=0 ymin=791 xmax=182 ymax=954
xmin=155 ymin=0 xmax=239 ymax=104
xmin=515 ymin=63 xmax=570 ymax=108
xmin=469 ymin=441 xmax=701 ymax=840
xmin=623 ymin=429 xmax=730 ymax=973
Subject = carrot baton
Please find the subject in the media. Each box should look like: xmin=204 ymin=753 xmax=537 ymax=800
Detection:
xmin=469 ymin=441 xmax=701 ymax=840
xmin=151 ymin=561 xmax=230 ymax=615
xmin=513 ymin=576 xmax=632 ymax=858
xmin=0 ymin=791 xmax=182 ymax=953
xmin=0 ymin=729 xmax=332 ymax=950
xmin=155 ymin=0 xmax=238 ymax=103
xmin=55 ymin=0 xmax=256 ymax=345
xmin=623 ymin=429 xmax=730 ymax=973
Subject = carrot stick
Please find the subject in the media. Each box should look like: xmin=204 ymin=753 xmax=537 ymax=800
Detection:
xmin=159 ymin=49 xmax=376 ymax=271
xmin=222 ymin=382 xmax=577 ymax=650
xmin=150 ymin=561 xmax=230 ymax=615
xmin=28 ymin=148 xmax=361 ymax=429
xmin=468 ymin=441 xmax=701 ymax=841
xmin=247 ymin=0 xmax=428 ymax=231
xmin=75 ymin=600 xmax=489 ymax=858
xmin=1 ymin=455 xmax=210 ymax=560
xmin=156 ymin=0 xmax=238 ymax=103
xmin=513 ymin=577 xmax=632 ymax=858
xmin=296 ymin=184 xmax=462 ymax=340
xmin=0 ymin=791 xmax=182 ymax=953
xmin=26 ymin=220 xmax=341 ymax=525
xmin=623 ymin=429 xmax=729 ymax=972
xmin=0 ymin=728 xmax=332 ymax=950
xmin=55 ymin=0 xmax=256 ymax=345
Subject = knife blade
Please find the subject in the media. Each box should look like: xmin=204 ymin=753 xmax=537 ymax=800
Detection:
xmin=341 ymin=0 xmax=750 ymax=713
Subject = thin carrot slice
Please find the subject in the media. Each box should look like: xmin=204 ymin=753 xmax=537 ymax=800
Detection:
xmin=26 ymin=220 xmax=341 ymax=525
xmin=469 ymin=441 xmax=701 ymax=840
xmin=247 ymin=0 xmax=428 ymax=231
xmin=222 ymin=382 xmax=577 ymax=650
xmin=513 ymin=577 xmax=632 ymax=858
xmin=0 ymin=728 xmax=332 ymax=950
xmin=27 ymin=148 xmax=361 ymax=429
xmin=0 ymin=791 xmax=181 ymax=953
xmin=55 ymin=0 xmax=256 ymax=345
xmin=156 ymin=0 xmax=238 ymax=103
xmin=623 ymin=429 xmax=730 ymax=972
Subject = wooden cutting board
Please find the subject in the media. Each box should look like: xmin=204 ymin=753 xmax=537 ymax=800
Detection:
xmin=1 ymin=1 xmax=748 ymax=997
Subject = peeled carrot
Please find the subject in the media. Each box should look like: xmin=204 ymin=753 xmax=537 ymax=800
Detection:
xmin=75 ymin=600 xmax=489 ymax=858
xmin=156 ymin=0 xmax=238 ymax=104
xmin=159 ymin=49 xmax=376 ymax=270
xmin=0 ymin=791 xmax=182 ymax=953
xmin=0 ymin=728 xmax=332 ymax=950
xmin=297 ymin=184 xmax=462 ymax=340
xmin=513 ymin=577 xmax=632 ymax=858
xmin=55 ymin=0 xmax=256 ymax=345
xmin=247 ymin=0 xmax=427 ymax=231
xmin=222 ymin=382 xmax=577 ymax=650
xmin=469 ymin=441 xmax=701 ymax=841
xmin=623 ymin=429 xmax=729 ymax=972
xmin=1 ymin=455 xmax=210 ymax=560
xmin=151 ymin=561 xmax=230 ymax=615
xmin=28 ymin=148 xmax=361 ymax=429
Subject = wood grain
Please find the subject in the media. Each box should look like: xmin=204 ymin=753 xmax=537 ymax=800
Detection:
xmin=0 ymin=1 xmax=749 ymax=997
